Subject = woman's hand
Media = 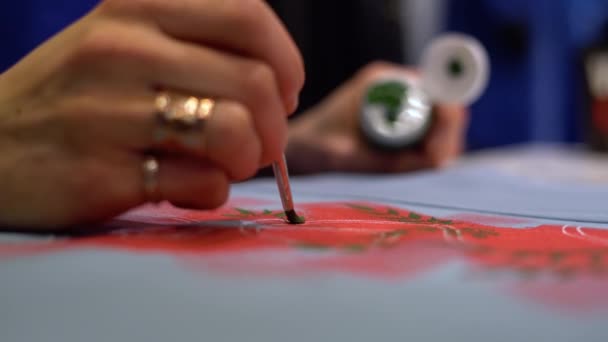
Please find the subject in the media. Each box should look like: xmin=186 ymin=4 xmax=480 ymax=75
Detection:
xmin=0 ymin=0 xmax=304 ymax=229
xmin=286 ymin=62 xmax=468 ymax=174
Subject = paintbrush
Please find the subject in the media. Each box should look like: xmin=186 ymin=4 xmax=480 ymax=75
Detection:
xmin=272 ymin=154 xmax=304 ymax=224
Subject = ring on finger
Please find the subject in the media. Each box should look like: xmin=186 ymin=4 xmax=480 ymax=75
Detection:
xmin=142 ymin=155 xmax=161 ymax=203
xmin=155 ymin=91 xmax=215 ymax=130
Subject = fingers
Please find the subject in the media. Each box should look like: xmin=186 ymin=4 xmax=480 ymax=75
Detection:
xmin=98 ymin=0 xmax=305 ymax=114
xmin=113 ymin=154 xmax=230 ymax=209
xmin=0 ymin=0 xmax=308 ymax=229
xmin=423 ymin=105 xmax=469 ymax=167
xmin=0 ymin=152 xmax=230 ymax=228
xmin=110 ymin=153 xmax=230 ymax=210
xmin=188 ymin=100 xmax=262 ymax=181
xmin=66 ymin=19 xmax=287 ymax=165
xmin=56 ymin=90 xmax=263 ymax=182
xmin=151 ymin=156 xmax=230 ymax=209
xmin=154 ymin=99 xmax=263 ymax=181
xmin=151 ymin=38 xmax=288 ymax=165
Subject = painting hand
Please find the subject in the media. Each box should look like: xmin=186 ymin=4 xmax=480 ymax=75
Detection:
xmin=0 ymin=0 xmax=304 ymax=229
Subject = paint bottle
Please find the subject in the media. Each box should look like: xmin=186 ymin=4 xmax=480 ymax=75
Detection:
xmin=583 ymin=27 xmax=608 ymax=152
xmin=360 ymin=33 xmax=490 ymax=149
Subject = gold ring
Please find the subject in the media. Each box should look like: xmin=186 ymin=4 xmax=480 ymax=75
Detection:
xmin=155 ymin=91 xmax=215 ymax=130
xmin=142 ymin=155 xmax=161 ymax=203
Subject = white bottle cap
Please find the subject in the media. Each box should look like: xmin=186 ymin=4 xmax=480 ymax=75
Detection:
xmin=420 ymin=33 xmax=489 ymax=105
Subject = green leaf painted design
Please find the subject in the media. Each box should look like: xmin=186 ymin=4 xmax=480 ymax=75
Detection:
xmin=591 ymin=264 xmax=607 ymax=275
xmin=408 ymin=212 xmax=421 ymax=220
xmin=346 ymin=204 xmax=375 ymax=212
xmin=344 ymin=244 xmax=366 ymax=253
xmin=461 ymin=227 xmax=499 ymax=239
xmin=590 ymin=251 xmax=604 ymax=265
xmin=426 ymin=217 xmax=453 ymax=225
xmin=387 ymin=208 xmax=399 ymax=216
xmin=262 ymin=209 xmax=273 ymax=215
xmin=367 ymin=81 xmax=407 ymax=125
xmin=513 ymin=250 xmax=534 ymax=259
xmin=235 ymin=208 xmax=254 ymax=216
xmin=549 ymin=251 xmax=566 ymax=264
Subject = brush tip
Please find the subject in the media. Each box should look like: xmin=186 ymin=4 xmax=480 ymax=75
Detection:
xmin=285 ymin=209 xmax=305 ymax=224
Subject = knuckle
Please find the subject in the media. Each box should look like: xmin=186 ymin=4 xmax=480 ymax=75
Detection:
xmin=360 ymin=61 xmax=392 ymax=80
xmin=367 ymin=60 xmax=393 ymax=71
xmin=238 ymin=61 xmax=282 ymax=114
xmin=238 ymin=62 xmax=282 ymax=119
xmin=70 ymin=21 xmax=152 ymax=67
xmin=240 ymin=62 xmax=276 ymax=98
xmin=50 ymin=98 xmax=90 ymax=148
xmin=219 ymin=102 xmax=252 ymax=145
xmin=221 ymin=101 xmax=250 ymax=119
xmin=359 ymin=61 xmax=414 ymax=84
xmin=222 ymin=103 xmax=260 ymax=180
xmin=72 ymin=23 xmax=125 ymax=63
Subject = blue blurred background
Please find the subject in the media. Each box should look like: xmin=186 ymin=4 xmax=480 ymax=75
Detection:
xmin=1 ymin=0 xmax=607 ymax=150
xmin=446 ymin=0 xmax=608 ymax=150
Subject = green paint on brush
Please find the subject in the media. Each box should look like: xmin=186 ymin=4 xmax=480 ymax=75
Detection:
xmin=285 ymin=209 xmax=305 ymax=224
